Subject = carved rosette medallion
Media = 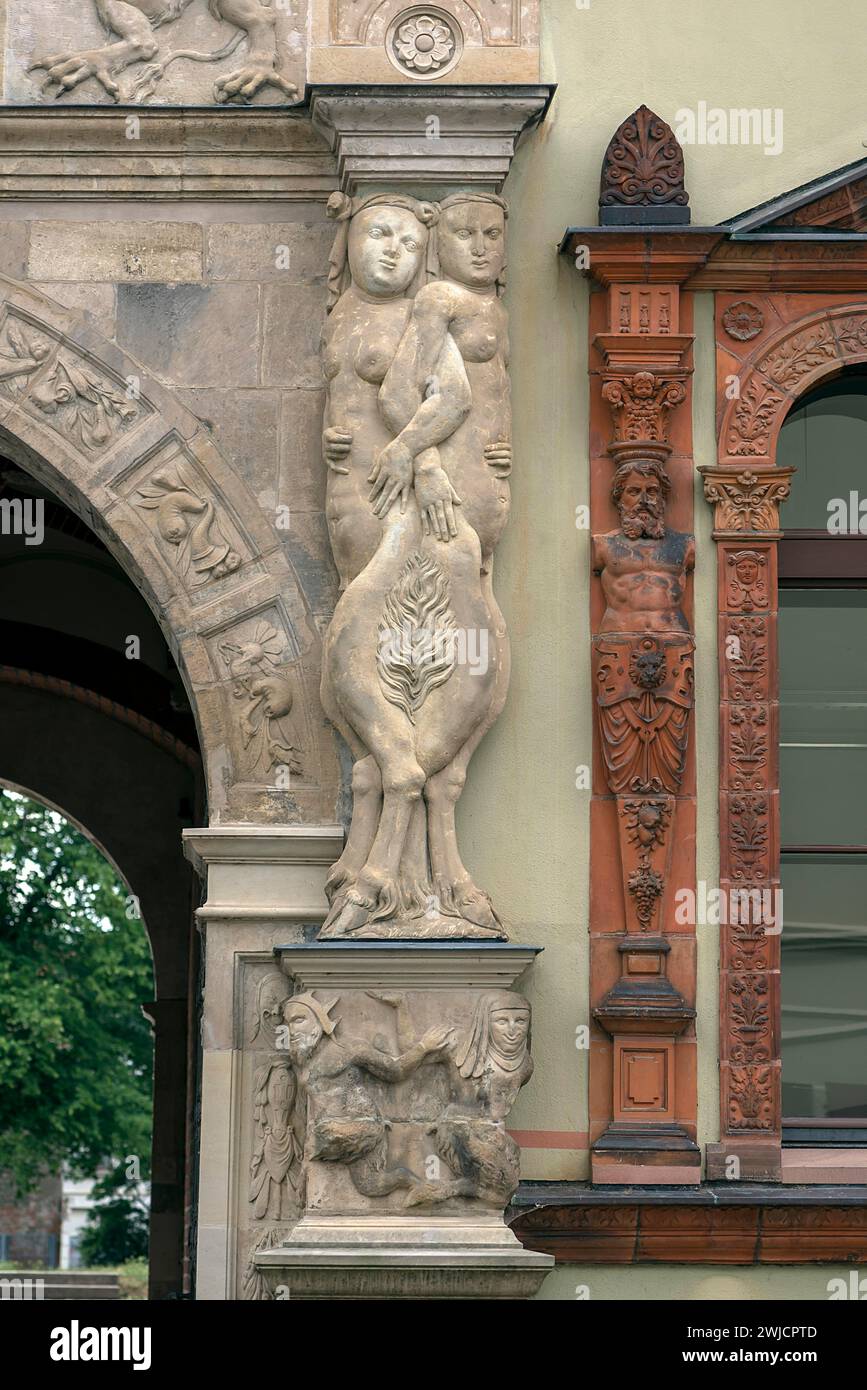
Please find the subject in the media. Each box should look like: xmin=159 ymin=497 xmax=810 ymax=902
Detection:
xmin=721 ymin=301 xmax=764 ymax=341
xmin=386 ymin=7 xmax=463 ymax=80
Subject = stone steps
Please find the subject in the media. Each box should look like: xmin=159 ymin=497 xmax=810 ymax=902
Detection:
xmin=0 ymin=1271 xmax=121 ymax=1300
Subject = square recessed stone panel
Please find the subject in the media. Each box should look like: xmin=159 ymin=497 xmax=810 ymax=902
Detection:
xmin=310 ymin=0 xmax=540 ymax=84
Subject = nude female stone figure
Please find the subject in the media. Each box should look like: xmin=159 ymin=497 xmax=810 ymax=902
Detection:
xmin=371 ymin=193 xmax=513 ymax=932
xmin=318 ymin=192 xmax=474 ymax=925
xmin=318 ymin=193 xmax=514 ymax=939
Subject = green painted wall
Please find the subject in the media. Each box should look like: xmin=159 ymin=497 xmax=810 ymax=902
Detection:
xmin=456 ymin=0 xmax=864 ymax=1196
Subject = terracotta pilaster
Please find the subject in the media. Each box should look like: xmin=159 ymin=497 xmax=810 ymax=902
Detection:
xmin=562 ymin=108 xmax=720 ymax=1183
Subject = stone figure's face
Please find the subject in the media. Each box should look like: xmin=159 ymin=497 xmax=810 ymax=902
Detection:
xmin=284 ymin=1003 xmax=324 ymax=1062
xmin=348 ymin=205 xmax=428 ymax=297
xmin=617 ymin=470 xmax=666 ymax=540
xmin=256 ymin=975 xmax=289 ymax=1048
xmin=438 ymin=201 xmax=506 ymax=289
xmin=489 ymin=1007 xmax=530 ymax=1057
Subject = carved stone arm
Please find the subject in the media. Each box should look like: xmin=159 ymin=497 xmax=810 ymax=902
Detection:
xmin=351 ymin=1028 xmax=452 ymax=1082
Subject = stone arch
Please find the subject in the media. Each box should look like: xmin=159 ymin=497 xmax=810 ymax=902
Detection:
xmin=0 ymin=274 xmax=338 ymax=825
xmin=719 ymin=303 xmax=867 ymax=465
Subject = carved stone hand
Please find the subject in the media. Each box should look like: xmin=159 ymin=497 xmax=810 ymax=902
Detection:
xmin=323 ymin=425 xmax=353 ymax=474
xmin=368 ymin=438 xmax=414 ymax=516
xmin=484 ymin=441 xmax=512 ymax=477
xmin=419 ymin=1025 xmax=456 ymax=1055
xmin=414 ymin=463 xmax=461 ymax=541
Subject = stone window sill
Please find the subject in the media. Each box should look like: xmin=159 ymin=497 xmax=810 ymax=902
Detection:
xmin=782 ymin=1149 xmax=867 ymax=1184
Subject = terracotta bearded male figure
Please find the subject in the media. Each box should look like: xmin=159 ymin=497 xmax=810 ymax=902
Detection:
xmin=592 ymin=459 xmax=695 ymax=934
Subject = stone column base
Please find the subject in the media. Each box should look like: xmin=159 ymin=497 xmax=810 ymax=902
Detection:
xmin=256 ymin=1213 xmax=552 ymax=1300
xmin=263 ymin=940 xmax=552 ymax=1300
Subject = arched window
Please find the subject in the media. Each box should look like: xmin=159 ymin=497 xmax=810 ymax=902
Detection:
xmin=775 ymin=372 xmax=867 ymax=1143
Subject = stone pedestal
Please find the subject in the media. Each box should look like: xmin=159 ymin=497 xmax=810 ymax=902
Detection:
xmin=252 ymin=942 xmax=553 ymax=1300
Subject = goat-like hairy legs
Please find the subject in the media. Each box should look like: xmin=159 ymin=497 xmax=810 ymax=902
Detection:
xmin=326 ymin=740 xmax=427 ymax=936
xmin=424 ymin=565 xmax=509 ymax=932
xmin=320 ymin=668 xmax=382 ymax=925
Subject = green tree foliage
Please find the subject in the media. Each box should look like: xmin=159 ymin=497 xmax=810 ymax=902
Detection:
xmin=0 ymin=789 xmax=153 ymax=1194
xmin=79 ymin=1166 xmax=150 ymax=1268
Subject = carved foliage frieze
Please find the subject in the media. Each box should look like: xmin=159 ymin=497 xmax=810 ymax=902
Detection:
xmin=0 ymin=308 xmax=149 ymax=454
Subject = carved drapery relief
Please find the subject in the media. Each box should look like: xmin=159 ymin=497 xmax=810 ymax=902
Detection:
xmin=317 ymin=189 xmax=512 ymax=941
xmin=277 ymin=984 xmax=532 ymax=1212
xmin=24 ymin=0 xmax=301 ymax=106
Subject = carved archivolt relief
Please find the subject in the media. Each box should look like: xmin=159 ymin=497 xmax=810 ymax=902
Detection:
xmin=318 ymin=190 xmax=512 ymax=940
xmin=26 ymin=0 xmax=300 ymax=105
xmin=0 ymin=312 xmax=147 ymax=453
xmin=135 ymin=459 xmax=242 ymax=587
xmin=220 ymin=620 xmax=306 ymax=779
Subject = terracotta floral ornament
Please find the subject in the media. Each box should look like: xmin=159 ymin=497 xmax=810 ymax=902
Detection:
xmin=722 ymin=300 xmax=764 ymax=342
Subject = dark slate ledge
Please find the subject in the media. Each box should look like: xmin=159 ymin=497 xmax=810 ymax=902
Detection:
xmin=511 ymin=1181 xmax=867 ymax=1208
xmin=274 ymin=940 xmax=543 ymax=954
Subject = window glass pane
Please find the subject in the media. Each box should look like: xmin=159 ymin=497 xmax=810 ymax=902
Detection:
xmin=777 ymin=380 xmax=867 ymax=531
xmin=779 ymin=589 xmax=867 ymax=847
xmin=781 ymin=853 xmax=867 ymax=1120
